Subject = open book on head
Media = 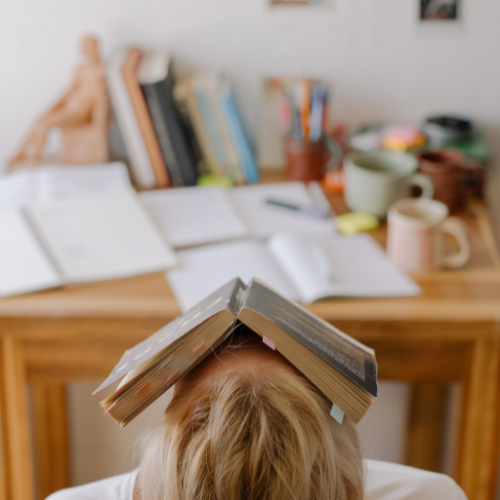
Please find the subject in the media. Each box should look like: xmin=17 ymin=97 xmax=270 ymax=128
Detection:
xmin=95 ymin=277 xmax=378 ymax=427
xmin=140 ymin=181 xmax=336 ymax=248
xmin=167 ymin=233 xmax=420 ymax=312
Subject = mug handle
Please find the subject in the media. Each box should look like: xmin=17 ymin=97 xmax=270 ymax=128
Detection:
xmin=323 ymin=136 xmax=343 ymax=173
xmin=442 ymin=217 xmax=471 ymax=268
xmin=409 ymin=173 xmax=434 ymax=199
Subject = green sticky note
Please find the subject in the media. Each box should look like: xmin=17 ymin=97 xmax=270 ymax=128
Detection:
xmin=330 ymin=403 xmax=344 ymax=424
xmin=197 ymin=174 xmax=234 ymax=188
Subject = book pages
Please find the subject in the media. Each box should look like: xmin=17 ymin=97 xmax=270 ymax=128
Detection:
xmin=26 ymin=188 xmax=177 ymax=283
xmin=268 ymin=233 xmax=419 ymax=302
xmin=0 ymin=162 xmax=131 ymax=212
xmin=167 ymin=239 xmax=299 ymax=312
xmin=141 ymin=187 xmax=248 ymax=248
xmin=229 ymin=182 xmax=336 ymax=239
xmin=0 ymin=210 xmax=63 ymax=297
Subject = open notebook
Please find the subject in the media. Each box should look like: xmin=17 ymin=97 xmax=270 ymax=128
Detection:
xmin=140 ymin=181 xmax=335 ymax=248
xmin=167 ymin=233 xmax=419 ymax=312
xmin=0 ymin=162 xmax=132 ymax=210
xmin=0 ymin=188 xmax=177 ymax=298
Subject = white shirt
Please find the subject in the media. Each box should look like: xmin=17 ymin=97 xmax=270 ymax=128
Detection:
xmin=46 ymin=460 xmax=467 ymax=500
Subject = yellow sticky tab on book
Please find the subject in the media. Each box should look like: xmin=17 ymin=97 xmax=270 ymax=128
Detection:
xmin=330 ymin=403 xmax=344 ymax=424
xmin=197 ymin=174 xmax=233 ymax=188
xmin=336 ymin=212 xmax=379 ymax=235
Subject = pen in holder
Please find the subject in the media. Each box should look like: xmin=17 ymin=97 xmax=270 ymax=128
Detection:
xmin=280 ymin=78 xmax=342 ymax=182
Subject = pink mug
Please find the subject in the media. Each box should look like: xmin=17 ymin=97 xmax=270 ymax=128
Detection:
xmin=387 ymin=198 xmax=470 ymax=272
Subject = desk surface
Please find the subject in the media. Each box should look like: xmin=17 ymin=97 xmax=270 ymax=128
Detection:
xmin=1 ymin=176 xmax=499 ymax=500
xmin=1 ymin=192 xmax=499 ymax=327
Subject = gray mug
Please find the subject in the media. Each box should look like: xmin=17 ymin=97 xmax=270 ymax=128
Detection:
xmin=344 ymin=151 xmax=434 ymax=219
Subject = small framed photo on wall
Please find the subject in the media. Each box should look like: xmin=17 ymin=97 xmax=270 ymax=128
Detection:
xmin=420 ymin=0 xmax=460 ymax=21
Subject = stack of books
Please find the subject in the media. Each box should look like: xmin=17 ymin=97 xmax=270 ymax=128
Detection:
xmin=107 ymin=49 xmax=258 ymax=189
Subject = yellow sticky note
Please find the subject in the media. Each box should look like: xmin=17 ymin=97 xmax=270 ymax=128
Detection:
xmin=336 ymin=212 xmax=379 ymax=235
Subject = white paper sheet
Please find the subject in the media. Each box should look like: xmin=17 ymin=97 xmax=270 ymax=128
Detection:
xmin=229 ymin=182 xmax=336 ymax=239
xmin=26 ymin=188 xmax=177 ymax=283
xmin=268 ymin=233 xmax=420 ymax=303
xmin=0 ymin=162 xmax=131 ymax=212
xmin=0 ymin=210 xmax=63 ymax=297
xmin=141 ymin=187 xmax=248 ymax=248
xmin=167 ymin=239 xmax=299 ymax=312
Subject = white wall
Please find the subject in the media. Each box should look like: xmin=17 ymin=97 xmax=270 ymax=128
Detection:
xmin=1 ymin=0 xmax=498 ymax=204
xmin=1 ymin=0 xmax=499 ymax=493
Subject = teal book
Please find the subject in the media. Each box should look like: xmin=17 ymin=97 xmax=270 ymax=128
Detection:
xmin=218 ymin=79 xmax=259 ymax=184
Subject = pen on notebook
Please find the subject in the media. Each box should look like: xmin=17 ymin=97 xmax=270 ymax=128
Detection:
xmin=265 ymin=199 xmax=330 ymax=219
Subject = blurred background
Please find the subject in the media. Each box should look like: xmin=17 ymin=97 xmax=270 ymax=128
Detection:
xmin=1 ymin=0 xmax=499 ymax=496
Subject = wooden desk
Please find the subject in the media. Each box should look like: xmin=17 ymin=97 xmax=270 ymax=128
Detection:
xmin=1 ymin=192 xmax=499 ymax=500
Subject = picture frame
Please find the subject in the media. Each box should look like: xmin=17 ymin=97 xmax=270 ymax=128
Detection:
xmin=419 ymin=0 xmax=460 ymax=21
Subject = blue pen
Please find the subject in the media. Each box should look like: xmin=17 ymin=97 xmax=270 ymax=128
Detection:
xmin=265 ymin=199 xmax=330 ymax=219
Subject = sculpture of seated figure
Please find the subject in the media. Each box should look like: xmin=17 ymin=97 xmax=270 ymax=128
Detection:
xmin=10 ymin=36 xmax=109 ymax=167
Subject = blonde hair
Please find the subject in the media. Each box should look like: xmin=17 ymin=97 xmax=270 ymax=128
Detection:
xmin=139 ymin=364 xmax=364 ymax=500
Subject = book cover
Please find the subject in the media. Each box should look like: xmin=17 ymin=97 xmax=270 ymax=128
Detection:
xmin=96 ymin=277 xmax=377 ymax=426
xmin=219 ymin=79 xmax=259 ymax=184
xmin=174 ymin=76 xmax=221 ymax=176
xmin=139 ymin=52 xmax=198 ymax=187
xmin=122 ymin=48 xmax=170 ymax=188
xmin=107 ymin=51 xmax=156 ymax=188
xmin=240 ymin=278 xmax=378 ymax=397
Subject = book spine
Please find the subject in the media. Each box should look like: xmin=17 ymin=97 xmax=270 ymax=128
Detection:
xmin=141 ymin=83 xmax=185 ymax=187
xmin=193 ymin=85 xmax=229 ymax=176
xmin=161 ymin=74 xmax=199 ymax=186
xmin=107 ymin=52 xmax=156 ymax=189
xmin=121 ymin=49 xmax=170 ymax=188
xmin=219 ymin=89 xmax=259 ymax=184
xmin=207 ymin=81 xmax=245 ymax=184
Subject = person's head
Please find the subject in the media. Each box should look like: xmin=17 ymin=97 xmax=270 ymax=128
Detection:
xmin=138 ymin=328 xmax=364 ymax=500
xmin=80 ymin=36 xmax=99 ymax=61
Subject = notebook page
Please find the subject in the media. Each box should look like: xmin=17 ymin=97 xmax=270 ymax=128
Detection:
xmin=229 ymin=182 xmax=335 ymax=239
xmin=0 ymin=210 xmax=63 ymax=297
xmin=0 ymin=163 xmax=131 ymax=212
xmin=268 ymin=233 xmax=419 ymax=303
xmin=26 ymin=188 xmax=178 ymax=283
xmin=37 ymin=162 xmax=131 ymax=201
xmin=0 ymin=169 xmax=37 ymax=211
xmin=167 ymin=240 xmax=299 ymax=312
xmin=140 ymin=187 xmax=248 ymax=248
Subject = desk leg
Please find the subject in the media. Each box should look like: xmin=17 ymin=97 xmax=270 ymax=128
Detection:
xmin=32 ymin=384 xmax=69 ymax=500
xmin=457 ymin=339 xmax=500 ymax=500
xmin=405 ymin=383 xmax=447 ymax=472
xmin=0 ymin=337 xmax=34 ymax=500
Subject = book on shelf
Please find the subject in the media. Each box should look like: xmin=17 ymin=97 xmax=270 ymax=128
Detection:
xmin=0 ymin=167 xmax=177 ymax=298
xmin=107 ymin=51 xmax=157 ymax=189
xmin=218 ymin=76 xmax=259 ymax=184
xmin=138 ymin=51 xmax=198 ymax=187
xmin=95 ymin=277 xmax=378 ymax=427
xmin=174 ymin=73 xmax=258 ymax=184
xmin=174 ymin=75 xmax=220 ymax=176
xmin=122 ymin=48 xmax=171 ymax=188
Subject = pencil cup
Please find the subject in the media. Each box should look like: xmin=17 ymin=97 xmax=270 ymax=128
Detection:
xmin=284 ymin=136 xmax=342 ymax=182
